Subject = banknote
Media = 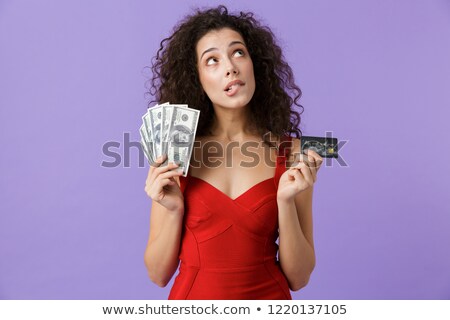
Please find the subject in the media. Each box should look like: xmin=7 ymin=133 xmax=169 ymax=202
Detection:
xmin=141 ymin=111 xmax=155 ymax=156
xmin=149 ymin=105 xmax=163 ymax=159
xmin=140 ymin=136 xmax=154 ymax=164
xmin=161 ymin=104 xmax=188 ymax=156
xmin=166 ymin=106 xmax=200 ymax=176
xmin=139 ymin=123 xmax=150 ymax=147
xmin=139 ymin=103 xmax=199 ymax=175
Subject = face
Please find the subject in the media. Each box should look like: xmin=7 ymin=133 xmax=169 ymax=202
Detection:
xmin=196 ymin=28 xmax=255 ymax=110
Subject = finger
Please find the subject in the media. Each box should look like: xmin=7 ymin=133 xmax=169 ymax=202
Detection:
xmin=146 ymin=178 xmax=174 ymax=199
xmin=150 ymin=154 xmax=168 ymax=168
xmin=151 ymin=168 xmax=182 ymax=194
xmin=147 ymin=162 xmax=179 ymax=185
xmin=288 ymin=167 xmax=304 ymax=182
xmin=146 ymin=175 xmax=178 ymax=196
xmin=293 ymin=161 xmax=314 ymax=186
xmin=292 ymin=153 xmax=311 ymax=168
xmin=306 ymin=150 xmax=323 ymax=169
xmin=307 ymin=161 xmax=317 ymax=182
xmin=306 ymin=153 xmax=317 ymax=181
xmin=299 ymin=153 xmax=313 ymax=165
xmin=152 ymin=161 xmax=179 ymax=177
xmin=159 ymin=178 xmax=176 ymax=188
xmin=156 ymin=169 xmax=183 ymax=182
xmin=154 ymin=161 xmax=179 ymax=174
xmin=301 ymin=152 xmax=321 ymax=177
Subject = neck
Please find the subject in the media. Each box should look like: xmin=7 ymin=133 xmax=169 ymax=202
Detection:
xmin=209 ymin=106 xmax=257 ymax=142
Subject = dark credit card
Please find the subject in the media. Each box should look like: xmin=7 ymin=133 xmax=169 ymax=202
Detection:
xmin=301 ymin=136 xmax=339 ymax=158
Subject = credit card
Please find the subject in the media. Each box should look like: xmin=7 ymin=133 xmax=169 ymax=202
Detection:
xmin=301 ymin=136 xmax=339 ymax=158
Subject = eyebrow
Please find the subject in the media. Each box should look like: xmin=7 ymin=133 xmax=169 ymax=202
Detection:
xmin=200 ymin=41 xmax=246 ymax=60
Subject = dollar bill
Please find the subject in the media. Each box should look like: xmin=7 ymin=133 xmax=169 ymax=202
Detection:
xmin=140 ymin=135 xmax=154 ymax=164
xmin=141 ymin=109 xmax=155 ymax=157
xmin=139 ymin=123 xmax=150 ymax=162
xmin=167 ymin=106 xmax=200 ymax=176
xmin=161 ymin=104 xmax=188 ymax=156
xmin=149 ymin=105 xmax=163 ymax=159
xmin=139 ymin=123 xmax=149 ymax=146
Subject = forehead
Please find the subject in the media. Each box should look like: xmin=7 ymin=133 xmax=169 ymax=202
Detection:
xmin=196 ymin=28 xmax=245 ymax=54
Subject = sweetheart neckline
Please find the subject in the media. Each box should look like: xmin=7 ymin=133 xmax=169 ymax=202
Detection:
xmin=187 ymin=175 xmax=275 ymax=201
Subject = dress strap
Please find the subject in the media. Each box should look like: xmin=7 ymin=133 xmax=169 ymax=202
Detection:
xmin=274 ymin=135 xmax=292 ymax=187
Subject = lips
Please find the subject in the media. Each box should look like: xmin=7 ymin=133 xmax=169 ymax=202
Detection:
xmin=224 ymin=79 xmax=245 ymax=96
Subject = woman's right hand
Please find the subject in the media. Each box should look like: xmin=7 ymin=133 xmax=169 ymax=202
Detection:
xmin=144 ymin=155 xmax=184 ymax=213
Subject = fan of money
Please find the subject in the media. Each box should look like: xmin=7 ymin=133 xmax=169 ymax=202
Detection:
xmin=140 ymin=103 xmax=200 ymax=176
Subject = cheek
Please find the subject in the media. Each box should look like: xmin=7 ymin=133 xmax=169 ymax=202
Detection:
xmin=246 ymin=63 xmax=256 ymax=90
xmin=197 ymin=70 xmax=210 ymax=92
xmin=199 ymin=69 xmax=220 ymax=94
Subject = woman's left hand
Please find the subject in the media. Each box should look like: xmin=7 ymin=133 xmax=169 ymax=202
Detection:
xmin=277 ymin=150 xmax=323 ymax=202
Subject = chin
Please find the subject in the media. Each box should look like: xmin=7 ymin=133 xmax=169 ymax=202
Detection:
xmin=228 ymin=101 xmax=250 ymax=109
xmin=214 ymin=97 xmax=253 ymax=110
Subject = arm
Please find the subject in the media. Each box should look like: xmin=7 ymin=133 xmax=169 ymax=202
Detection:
xmin=144 ymin=195 xmax=184 ymax=287
xmin=277 ymin=138 xmax=322 ymax=291
xmin=143 ymin=158 xmax=185 ymax=287
xmin=277 ymin=186 xmax=315 ymax=291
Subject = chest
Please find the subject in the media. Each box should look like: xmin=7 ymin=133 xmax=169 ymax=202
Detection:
xmin=189 ymin=142 xmax=279 ymax=200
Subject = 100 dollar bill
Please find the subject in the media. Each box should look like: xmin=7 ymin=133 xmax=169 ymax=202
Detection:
xmin=166 ymin=106 xmax=200 ymax=176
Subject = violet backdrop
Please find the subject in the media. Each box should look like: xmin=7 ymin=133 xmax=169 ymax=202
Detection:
xmin=1 ymin=0 xmax=449 ymax=299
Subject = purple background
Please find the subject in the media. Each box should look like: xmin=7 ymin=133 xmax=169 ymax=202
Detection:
xmin=1 ymin=0 xmax=449 ymax=299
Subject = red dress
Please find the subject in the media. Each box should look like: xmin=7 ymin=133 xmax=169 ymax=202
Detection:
xmin=168 ymin=137 xmax=293 ymax=300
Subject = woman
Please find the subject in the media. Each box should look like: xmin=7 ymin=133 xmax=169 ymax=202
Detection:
xmin=144 ymin=5 xmax=323 ymax=299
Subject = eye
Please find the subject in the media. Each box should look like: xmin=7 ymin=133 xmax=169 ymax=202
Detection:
xmin=206 ymin=57 xmax=218 ymax=66
xmin=233 ymin=49 xmax=245 ymax=57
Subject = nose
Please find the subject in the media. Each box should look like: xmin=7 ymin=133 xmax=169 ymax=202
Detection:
xmin=225 ymin=60 xmax=239 ymax=77
xmin=226 ymin=68 xmax=238 ymax=76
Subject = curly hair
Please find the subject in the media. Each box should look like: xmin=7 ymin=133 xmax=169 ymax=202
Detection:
xmin=147 ymin=5 xmax=303 ymax=145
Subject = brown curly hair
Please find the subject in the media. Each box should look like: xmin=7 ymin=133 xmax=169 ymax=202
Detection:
xmin=147 ymin=5 xmax=303 ymax=145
